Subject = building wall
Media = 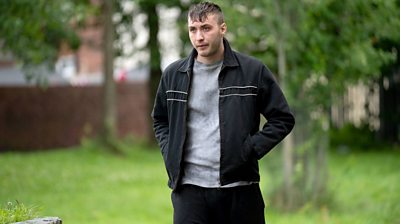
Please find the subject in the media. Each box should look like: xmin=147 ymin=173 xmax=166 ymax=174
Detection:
xmin=0 ymin=82 xmax=149 ymax=151
xmin=331 ymin=82 xmax=380 ymax=130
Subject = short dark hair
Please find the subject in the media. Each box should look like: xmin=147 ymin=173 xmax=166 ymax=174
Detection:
xmin=188 ymin=2 xmax=225 ymax=24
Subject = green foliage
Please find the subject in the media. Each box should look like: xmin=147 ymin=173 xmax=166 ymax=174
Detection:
xmin=213 ymin=0 xmax=400 ymax=110
xmin=329 ymin=123 xmax=386 ymax=150
xmin=287 ymin=0 xmax=399 ymax=110
xmin=0 ymin=201 xmax=38 ymax=224
xmin=294 ymin=0 xmax=398 ymax=102
xmin=0 ymin=0 xmax=92 ymax=84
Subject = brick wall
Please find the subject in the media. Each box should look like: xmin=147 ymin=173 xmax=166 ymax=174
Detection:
xmin=0 ymin=82 xmax=150 ymax=151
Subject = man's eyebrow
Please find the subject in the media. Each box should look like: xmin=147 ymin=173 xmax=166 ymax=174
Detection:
xmin=188 ymin=24 xmax=212 ymax=29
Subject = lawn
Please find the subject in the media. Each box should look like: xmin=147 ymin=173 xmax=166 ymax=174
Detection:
xmin=0 ymin=141 xmax=172 ymax=224
xmin=263 ymin=148 xmax=400 ymax=224
xmin=1 ymin=141 xmax=399 ymax=224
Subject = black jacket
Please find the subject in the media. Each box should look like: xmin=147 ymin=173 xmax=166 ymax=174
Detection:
xmin=152 ymin=39 xmax=295 ymax=190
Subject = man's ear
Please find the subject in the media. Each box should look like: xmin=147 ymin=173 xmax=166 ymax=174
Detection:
xmin=221 ymin=22 xmax=227 ymax=35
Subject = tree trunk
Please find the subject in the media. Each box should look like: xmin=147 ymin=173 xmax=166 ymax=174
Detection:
xmin=379 ymin=69 xmax=400 ymax=143
xmin=312 ymin=114 xmax=329 ymax=203
xmin=142 ymin=2 xmax=162 ymax=143
xmin=275 ymin=0 xmax=295 ymax=211
xmin=277 ymin=38 xmax=295 ymax=210
xmin=101 ymin=0 xmax=118 ymax=149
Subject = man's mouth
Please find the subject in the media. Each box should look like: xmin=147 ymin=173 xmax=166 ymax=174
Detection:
xmin=197 ymin=44 xmax=208 ymax=49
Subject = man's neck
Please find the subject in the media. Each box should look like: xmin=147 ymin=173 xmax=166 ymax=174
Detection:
xmin=196 ymin=45 xmax=224 ymax=65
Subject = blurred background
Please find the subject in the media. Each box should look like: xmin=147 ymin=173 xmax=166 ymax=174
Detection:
xmin=0 ymin=0 xmax=399 ymax=223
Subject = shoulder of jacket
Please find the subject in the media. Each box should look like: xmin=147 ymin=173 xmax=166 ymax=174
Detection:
xmin=163 ymin=57 xmax=189 ymax=75
xmin=232 ymin=51 xmax=276 ymax=83
xmin=233 ymin=51 xmax=265 ymax=68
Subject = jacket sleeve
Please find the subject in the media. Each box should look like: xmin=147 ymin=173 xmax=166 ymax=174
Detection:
xmin=151 ymin=75 xmax=169 ymax=155
xmin=250 ymin=65 xmax=295 ymax=160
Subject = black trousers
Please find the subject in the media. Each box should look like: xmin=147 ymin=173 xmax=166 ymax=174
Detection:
xmin=171 ymin=184 xmax=265 ymax=224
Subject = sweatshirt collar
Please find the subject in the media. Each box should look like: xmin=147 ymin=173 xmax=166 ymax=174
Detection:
xmin=178 ymin=38 xmax=239 ymax=73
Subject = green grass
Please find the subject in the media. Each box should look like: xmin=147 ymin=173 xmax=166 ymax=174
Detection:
xmin=0 ymin=201 xmax=38 ymax=223
xmin=0 ymin=142 xmax=172 ymax=224
xmin=262 ymin=148 xmax=400 ymax=224
xmin=1 ymin=142 xmax=399 ymax=224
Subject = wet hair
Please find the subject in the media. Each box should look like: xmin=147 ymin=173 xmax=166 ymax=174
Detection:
xmin=188 ymin=2 xmax=225 ymax=24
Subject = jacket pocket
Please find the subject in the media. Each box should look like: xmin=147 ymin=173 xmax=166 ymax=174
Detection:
xmin=160 ymin=140 xmax=171 ymax=166
xmin=241 ymin=134 xmax=255 ymax=162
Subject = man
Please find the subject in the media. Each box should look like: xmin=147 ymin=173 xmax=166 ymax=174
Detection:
xmin=152 ymin=2 xmax=295 ymax=224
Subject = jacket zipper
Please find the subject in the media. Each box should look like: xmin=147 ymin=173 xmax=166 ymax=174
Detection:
xmin=218 ymin=65 xmax=225 ymax=186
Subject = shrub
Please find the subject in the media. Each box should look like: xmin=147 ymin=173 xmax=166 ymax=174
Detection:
xmin=0 ymin=201 xmax=38 ymax=224
xmin=329 ymin=123 xmax=385 ymax=150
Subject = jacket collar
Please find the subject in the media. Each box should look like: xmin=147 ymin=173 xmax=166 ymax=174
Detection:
xmin=178 ymin=38 xmax=239 ymax=73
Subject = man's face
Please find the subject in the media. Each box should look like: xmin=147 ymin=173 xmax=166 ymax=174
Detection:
xmin=188 ymin=14 xmax=226 ymax=63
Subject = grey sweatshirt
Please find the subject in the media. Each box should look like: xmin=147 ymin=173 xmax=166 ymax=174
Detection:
xmin=182 ymin=59 xmax=223 ymax=187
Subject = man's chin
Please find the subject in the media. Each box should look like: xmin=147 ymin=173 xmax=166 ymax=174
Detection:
xmin=197 ymin=51 xmax=210 ymax=57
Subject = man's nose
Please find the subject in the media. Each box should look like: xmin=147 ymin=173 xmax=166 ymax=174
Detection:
xmin=195 ymin=31 xmax=204 ymax=41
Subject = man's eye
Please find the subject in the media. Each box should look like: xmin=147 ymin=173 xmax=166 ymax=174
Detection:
xmin=202 ymin=27 xmax=210 ymax=31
